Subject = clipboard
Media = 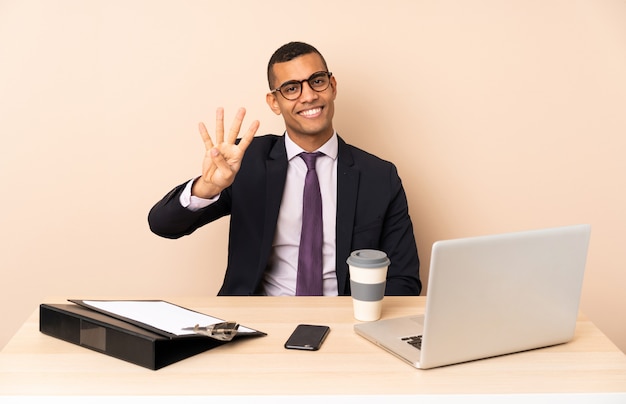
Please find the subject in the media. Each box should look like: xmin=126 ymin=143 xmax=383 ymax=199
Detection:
xmin=69 ymin=299 xmax=265 ymax=339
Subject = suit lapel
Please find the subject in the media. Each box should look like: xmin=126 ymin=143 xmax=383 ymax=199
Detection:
xmin=257 ymin=137 xmax=288 ymax=275
xmin=336 ymin=136 xmax=359 ymax=293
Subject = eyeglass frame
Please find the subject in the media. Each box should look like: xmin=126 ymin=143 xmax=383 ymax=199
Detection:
xmin=270 ymin=71 xmax=333 ymax=101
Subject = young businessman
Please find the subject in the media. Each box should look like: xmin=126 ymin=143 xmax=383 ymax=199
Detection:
xmin=148 ymin=41 xmax=421 ymax=296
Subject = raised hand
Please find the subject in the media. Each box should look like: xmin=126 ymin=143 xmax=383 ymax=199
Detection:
xmin=192 ymin=107 xmax=259 ymax=198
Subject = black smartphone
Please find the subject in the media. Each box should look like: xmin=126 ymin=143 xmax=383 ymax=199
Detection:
xmin=284 ymin=324 xmax=330 ymax=351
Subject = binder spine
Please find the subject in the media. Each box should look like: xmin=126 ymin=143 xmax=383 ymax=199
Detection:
xmin=40 ymin=304 xmax=156 ymax=369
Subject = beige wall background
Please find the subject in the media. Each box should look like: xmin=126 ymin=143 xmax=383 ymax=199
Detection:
xmin=1 ymin=0 xmax=625 ymax=352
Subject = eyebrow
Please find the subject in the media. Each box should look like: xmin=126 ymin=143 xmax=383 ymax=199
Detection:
xmin=277 ymin=71 xmax=327 ymax=88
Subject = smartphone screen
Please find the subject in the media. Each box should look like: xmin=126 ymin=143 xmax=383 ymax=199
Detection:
xmin=284 ymin=324 xmax=330 ymax=351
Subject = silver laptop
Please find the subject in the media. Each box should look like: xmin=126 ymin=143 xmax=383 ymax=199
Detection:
xmin=354 ymin=224 xmax=591 ymax=369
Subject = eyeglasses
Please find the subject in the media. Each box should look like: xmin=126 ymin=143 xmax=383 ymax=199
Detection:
xmin=271 ymin=71 xmax=333 ymax=101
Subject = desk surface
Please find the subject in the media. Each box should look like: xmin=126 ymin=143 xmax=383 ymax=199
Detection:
xmin=1 ymin=296 xmax=625 ymax=396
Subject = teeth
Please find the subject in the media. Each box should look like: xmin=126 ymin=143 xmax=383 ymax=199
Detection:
xmin=300 ymin=108 xmax=321 ymax=117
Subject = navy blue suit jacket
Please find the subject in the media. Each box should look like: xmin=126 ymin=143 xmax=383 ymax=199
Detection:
xmin=148 ymin=134 xmax=421 ymax=296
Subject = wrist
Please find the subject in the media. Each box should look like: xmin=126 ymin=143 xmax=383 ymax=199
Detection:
xmin=191 ymin=178 xmax=221 ymax=199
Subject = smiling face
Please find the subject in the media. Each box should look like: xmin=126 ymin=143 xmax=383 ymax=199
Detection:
xmin=266 ymin=52 xmax=337 ymax=151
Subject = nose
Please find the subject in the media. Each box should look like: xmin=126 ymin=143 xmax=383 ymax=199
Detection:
xmin=298 ymin=81 xmax=318 ymax=102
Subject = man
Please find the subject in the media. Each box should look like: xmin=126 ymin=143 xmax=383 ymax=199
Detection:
xmin=149 ymin=41 xmax=421 ymax=296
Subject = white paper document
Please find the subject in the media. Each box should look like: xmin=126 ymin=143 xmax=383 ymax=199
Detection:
xmin=78 ymin=300 xmax=256 ymax=336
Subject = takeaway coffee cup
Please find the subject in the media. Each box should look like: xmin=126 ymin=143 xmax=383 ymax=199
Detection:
xmin=347 ymin=249 xmax=390 ymax=321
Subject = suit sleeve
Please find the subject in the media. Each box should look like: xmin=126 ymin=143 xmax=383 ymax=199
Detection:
xmin=147 ymin=181 xmax=232 ymax=239
xmin=380 ymin=166 xmax=422 ymax=296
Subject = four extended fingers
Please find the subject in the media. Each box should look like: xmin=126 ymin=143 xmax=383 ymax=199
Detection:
xmin=200 ymin=107 xmax=258 ymax=151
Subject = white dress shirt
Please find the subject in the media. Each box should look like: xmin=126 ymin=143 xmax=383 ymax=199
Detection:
xmin=180 ymin=132 xmax=339 ymax=296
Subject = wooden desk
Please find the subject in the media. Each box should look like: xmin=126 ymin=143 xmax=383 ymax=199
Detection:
xmin=1 ymin=296 xmax=625 ymax=399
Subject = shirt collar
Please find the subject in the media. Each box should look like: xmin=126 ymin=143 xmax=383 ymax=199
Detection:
xmin=284 ymin=131 xmax=338 ymax=161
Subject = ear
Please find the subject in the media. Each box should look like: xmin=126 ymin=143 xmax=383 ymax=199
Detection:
xmin=329 ymin=75 xmax=338 ymax=100
xmin=266 ymin=92 xmax=282 ymax=115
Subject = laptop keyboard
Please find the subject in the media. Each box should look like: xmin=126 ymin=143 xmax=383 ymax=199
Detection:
xmin=402 ymin=335 xmax=423 ymax=350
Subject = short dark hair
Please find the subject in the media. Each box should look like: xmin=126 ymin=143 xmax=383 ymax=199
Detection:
xmin=267 ymin=41 xmax=329 ymax=89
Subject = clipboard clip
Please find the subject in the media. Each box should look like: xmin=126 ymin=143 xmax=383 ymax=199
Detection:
xmin=182 ymin=321 xmax=240 ymax=341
